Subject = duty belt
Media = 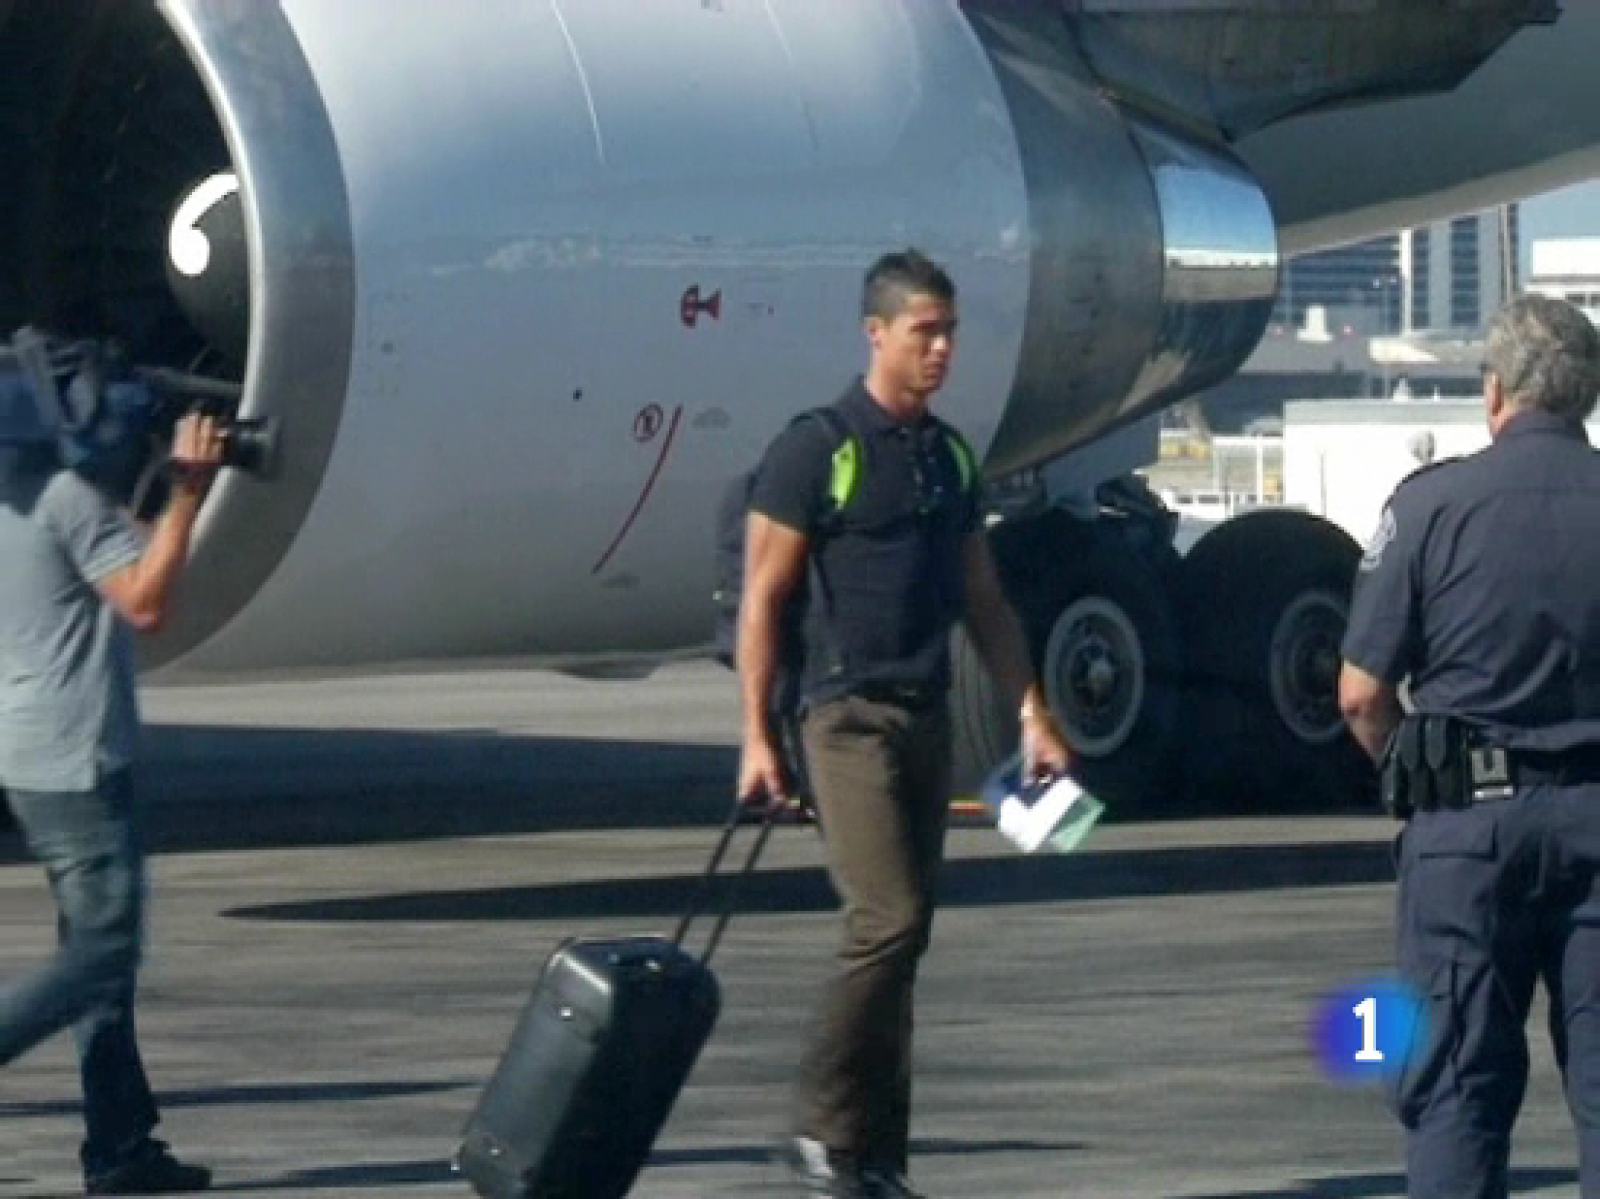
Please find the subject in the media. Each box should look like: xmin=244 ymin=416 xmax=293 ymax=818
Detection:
xmin=1383 ymin=713 xmax=1600 ymax=819
xmin=1504 ymin=744 xmax=1600 ymax=789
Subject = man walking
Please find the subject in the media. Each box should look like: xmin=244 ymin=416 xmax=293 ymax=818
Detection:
xmin=1341 ymin=294 xmax=1600 ymax=1197
xmin=1 ymin=378 xmax=223 ymax=1195
xmin=738 ymin=248 xmax=1071 ymax=1198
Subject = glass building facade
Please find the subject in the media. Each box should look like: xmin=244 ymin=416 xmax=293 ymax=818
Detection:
xmin=1272 ymin=206 xmax=1517 ymax=335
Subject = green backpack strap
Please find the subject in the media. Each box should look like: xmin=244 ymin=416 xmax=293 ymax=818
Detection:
xmin=828 ymin=432 xmax=860 ymax=510
xmin=805 ymin=407 xmax=976 ymax=515
xmin=791 ymin=405 xmax=857 ymax=518
xmin=943 ymin=426 xmax=977 ymax=498
xmin=790 ymin=405 xmax=856 ymax=682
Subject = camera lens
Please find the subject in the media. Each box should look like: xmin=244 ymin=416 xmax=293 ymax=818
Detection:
xmin=218 ymin=417 xmax=279 ymax=479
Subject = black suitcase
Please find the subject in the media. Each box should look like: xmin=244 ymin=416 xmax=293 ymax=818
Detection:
xmin=455 ymin=800 xmax=775 ymax=1199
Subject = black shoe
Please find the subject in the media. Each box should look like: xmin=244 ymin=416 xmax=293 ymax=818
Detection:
xmin=85 ymin=1141 xmax=211 ymax=1195
xmin=780 ymin=1136 xmax=875 ymax=1198
xmin=862 ymin=1163 xmax=928 ymax=1199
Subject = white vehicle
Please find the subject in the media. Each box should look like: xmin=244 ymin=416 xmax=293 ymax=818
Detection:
xmin=1159 ymin=491 xmax=1233 ymax=523
xmin=3 ymin=1 xmax=1597 ymax=812
xmin=1285 ymin=399 xmax=1600 ymax=550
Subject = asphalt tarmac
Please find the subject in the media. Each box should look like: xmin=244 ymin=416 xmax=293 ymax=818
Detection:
xmin=0 ymin=663 xmax=1584 ymax=1197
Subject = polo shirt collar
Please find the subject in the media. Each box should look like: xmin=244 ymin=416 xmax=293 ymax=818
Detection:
xmin=841 ymin=377 xmax=933 ymax=434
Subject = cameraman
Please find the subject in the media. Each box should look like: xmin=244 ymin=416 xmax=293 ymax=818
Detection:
xmin=0 ymin=388 xmax=223 ymax=1195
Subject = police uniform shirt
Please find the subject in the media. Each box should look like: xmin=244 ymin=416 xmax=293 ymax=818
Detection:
xmin=1342 ymin=410 xmax=1600 ymax=751
xmin=749 ymin=379 xmax=982 ymax=701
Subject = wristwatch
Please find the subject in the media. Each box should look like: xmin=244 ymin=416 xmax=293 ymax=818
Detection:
xmin=169 ymin=460 xmax=218 ymax=494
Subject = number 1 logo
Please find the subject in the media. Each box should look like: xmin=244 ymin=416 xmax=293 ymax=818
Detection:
xmin=1312 ymin=980 xmax=1425 ymax=1082
xmin=1352 ymin=996 xmax=1384 ymax=1062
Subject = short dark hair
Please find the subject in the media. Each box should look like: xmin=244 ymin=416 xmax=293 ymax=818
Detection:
xmin=1484 ymin=293 xmax=1600 ymax=421
xmin=862 ymin=248 xmax=955 ymax=322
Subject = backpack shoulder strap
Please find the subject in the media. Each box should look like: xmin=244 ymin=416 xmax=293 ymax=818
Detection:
xmin=938 ymin=422 xmax=979 ymax=498
xmin=790 ymin=405 xmax=860 ymax=516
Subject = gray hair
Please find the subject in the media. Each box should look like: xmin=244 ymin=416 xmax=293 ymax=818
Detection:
xmin=1483 ymin=293 xmax=1600 ymax=421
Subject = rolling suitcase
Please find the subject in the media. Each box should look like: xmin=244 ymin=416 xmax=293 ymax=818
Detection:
xmin=455 ymin=799 xmax=776 ymax=1199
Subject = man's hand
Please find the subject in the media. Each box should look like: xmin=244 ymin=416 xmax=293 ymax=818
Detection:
xmin=737 ymin=735 xmax=789 ymax=809
xmin=93 ymin=414 xmax=225 ymax=633
xmin=168 ymin=413 xmax=226 ymax=494
xmin=737 ymin=512 xmax=808 ymax=810
xmin=1021 ymin=700 xmax=1072 ymax=781
xmin=1339 ymin=662 xmax=1403 ymax=763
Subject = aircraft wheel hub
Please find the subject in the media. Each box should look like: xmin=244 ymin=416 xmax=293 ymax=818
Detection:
xmin=1043 ymin=596 xmax=1144 ymax=757
xmin=1269 ymin=590 xmax=1347 ymax=745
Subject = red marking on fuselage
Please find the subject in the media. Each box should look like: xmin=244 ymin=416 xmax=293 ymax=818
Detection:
xmin=680 ymin=285 xmax=721 ymax=328
xmin=592 ymin=403 xmax=685 ymax=576
xmin=633 ymin=403 xmax=665 ymax=442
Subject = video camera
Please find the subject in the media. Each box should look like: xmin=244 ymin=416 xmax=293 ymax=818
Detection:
xmin=0 ymin=327 xmax=277 ymax=510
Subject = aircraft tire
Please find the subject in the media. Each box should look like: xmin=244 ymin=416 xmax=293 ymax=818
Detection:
xmin=949 ymin=624 xmax=1016 ymax=800
xmin=1175 ymin=510 xmax=1377 ymax=812
xmin=951 ymin=516 xmax=1182 ymax=812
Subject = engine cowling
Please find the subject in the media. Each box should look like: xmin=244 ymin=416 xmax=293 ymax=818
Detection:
xmin=965 ymin=4 xmax=1278 ymax=476
xmin=0 ymin=0 xmax=1276 ymax=676
xmin=0 ymin=0 xmax=353 ymax=673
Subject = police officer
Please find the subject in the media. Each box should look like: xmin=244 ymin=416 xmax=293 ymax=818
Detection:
xmin=738 ymin=248 xmax=1070 ymax=1199
xmin=1339 ymin=293 xmax=1600 ymax=1199
xmin=1 ymin=369 xmax=223 ymax=1194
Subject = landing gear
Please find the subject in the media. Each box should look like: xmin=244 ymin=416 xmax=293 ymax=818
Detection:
xmin=952 ymin=514 xmax=1181 ymax=810
xmin=1175 ymin=510 xmax=1376 ymax=811
xmin=950 ymin=622 xmax=1015 ymax=797
xmin=949 ymin=506 xmax=1374 ymax=814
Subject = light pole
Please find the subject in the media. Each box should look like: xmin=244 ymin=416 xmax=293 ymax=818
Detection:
xmin=1373 ymin=274 xmax=1399 ymax=396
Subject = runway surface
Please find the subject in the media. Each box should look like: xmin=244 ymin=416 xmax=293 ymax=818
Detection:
xmin=0 ymin=662 xmax=1584 ymax=1197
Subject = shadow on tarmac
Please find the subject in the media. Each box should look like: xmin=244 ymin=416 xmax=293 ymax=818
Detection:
xmin=0 ymin=725 xmax=743 ymax=864
xmin=210 ymin=1160 xmax=457 ymax=1191
xmin=0 ymin=1079 xmax=474 ymax=1119
xmin=202 ymin=1135 xmax=1084 ymax=1192
xmin=0 ymin=723 xmax=1381 ymax=866
xmin=1181 ymin=1165 xmax=1578 ymax=1197
xmin=222 ymin=837 xmax=1395 ymax=923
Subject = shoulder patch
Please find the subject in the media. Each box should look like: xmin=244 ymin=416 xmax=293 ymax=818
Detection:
xmin=1360 ymin=506 xmax=1397 ymax=572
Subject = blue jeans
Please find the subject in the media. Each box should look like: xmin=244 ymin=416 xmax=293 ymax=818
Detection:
xmin=1 ymin=770 xmax=159 ymax=1176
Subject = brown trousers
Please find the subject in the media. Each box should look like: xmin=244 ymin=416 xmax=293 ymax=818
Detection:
xmin=796 ymin=693 xmax=951 ymax=1163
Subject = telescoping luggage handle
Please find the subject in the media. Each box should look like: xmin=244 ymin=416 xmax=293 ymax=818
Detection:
xmin=672 ymin=796 xmax=780 ymax=967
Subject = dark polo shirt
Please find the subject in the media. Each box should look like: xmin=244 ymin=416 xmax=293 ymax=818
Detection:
xmin=750 ymin=379 xmax=982 ymax=704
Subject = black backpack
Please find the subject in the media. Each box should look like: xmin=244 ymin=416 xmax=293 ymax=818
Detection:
xmin=712 ymin=406 xmax=850 ymax=681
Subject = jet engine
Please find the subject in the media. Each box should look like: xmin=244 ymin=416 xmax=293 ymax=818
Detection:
xmin=0 ymin=0 xmax=1273 ymax=679
xmin=2 ymin=0 xmax=1589 ymax=812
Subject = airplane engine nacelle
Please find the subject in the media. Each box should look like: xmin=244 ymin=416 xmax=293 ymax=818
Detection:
xmin=964 ymin=5 xmax=1279 ymax=476
xmin=0 ymin=0 xmax=1276 ymax=674
xmin=1 ymin=0 xmax=352 ymax=674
